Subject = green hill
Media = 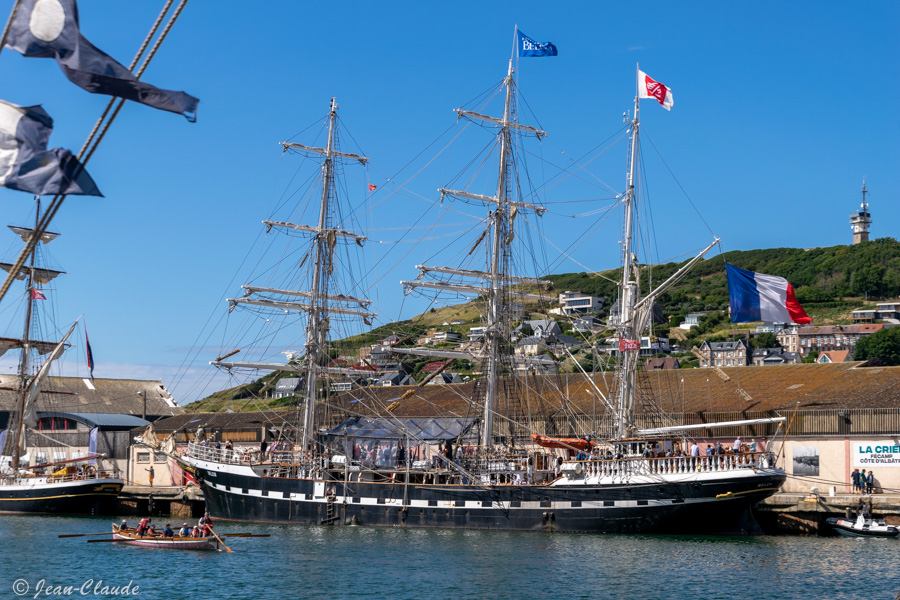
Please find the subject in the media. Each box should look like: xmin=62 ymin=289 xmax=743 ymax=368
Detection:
xmin=549 ymin=237 xmax=900 ymax=321
xmin=184 ymin=239 xmax=900 ymax=412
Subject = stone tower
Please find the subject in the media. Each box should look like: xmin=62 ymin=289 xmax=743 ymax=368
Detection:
xmin=850 ymin=178 xmax=872 ymax=244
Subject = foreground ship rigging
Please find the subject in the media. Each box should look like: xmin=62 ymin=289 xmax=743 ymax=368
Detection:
xmin=182 ymin=63 xmax=787 ymax=533
xmin=0 ymin=202 xmax=124 ymax=513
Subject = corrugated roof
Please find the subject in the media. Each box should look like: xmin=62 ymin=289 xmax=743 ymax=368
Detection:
xmin=326 ymin=362 xmax=900 ymax=417
xmin=0 ymin=375 xmax=182 ymax=419
xmin=39 ymin=411 xmax=149 ymax=429
xmin=145 ymin=363 xmax=900 ymax=435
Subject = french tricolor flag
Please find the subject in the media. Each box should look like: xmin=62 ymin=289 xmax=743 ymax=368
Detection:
xmin=726 ymin=264 xmax=811 ymax=324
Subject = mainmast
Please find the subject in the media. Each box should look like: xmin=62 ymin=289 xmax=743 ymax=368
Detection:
xmin=396 ymin=63 xmax=551 ymax=447
xmin=481 ymin=60 xmax=516 ymax=448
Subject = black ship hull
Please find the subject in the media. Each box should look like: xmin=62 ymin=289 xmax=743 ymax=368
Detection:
xmin=190 ymin=461 xmax=784 ymax=534
xmin=0 ymin=478 xmax=123 ymax=515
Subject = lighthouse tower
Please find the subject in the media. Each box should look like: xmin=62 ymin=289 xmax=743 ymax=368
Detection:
xmin=850 ymin=178 xmax=872 ymax=244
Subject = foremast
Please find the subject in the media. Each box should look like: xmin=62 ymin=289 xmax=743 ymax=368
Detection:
xmin=213 ymin=99 xmax=374 ymax=451
xmin=614 ymin=66 xmax=719 ymax=438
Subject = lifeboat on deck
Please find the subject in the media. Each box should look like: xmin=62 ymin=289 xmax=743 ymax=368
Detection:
xmin=531 ymin=434 xmax=594 ymax=451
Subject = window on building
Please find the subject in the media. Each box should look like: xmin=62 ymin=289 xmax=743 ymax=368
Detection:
xmin=34 ymin=452 xmax=48 ymax=465
xmin=53 ymin=451 xmax=67 ymax=462
xmin=137 ymin=453 xmax=150 ymax=463
xmin=154 ymin=452 xmax=167 ymax=463
xmin=36 ymin=417 xmax=77 ymax=431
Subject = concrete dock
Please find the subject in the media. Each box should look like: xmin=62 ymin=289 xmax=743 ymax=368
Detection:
xmin=756 ymin=492 xmax=900 ymax=535
xmin=117 ymin=485 xmax=205 ymax=519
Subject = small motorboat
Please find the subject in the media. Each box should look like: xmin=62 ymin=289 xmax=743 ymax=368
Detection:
xmin=826 ymin=514 xmax=900 ymax=538
xmin=107 ymin=523 xmax=218 ymax=550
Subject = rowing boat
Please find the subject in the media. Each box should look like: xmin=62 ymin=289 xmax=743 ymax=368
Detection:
xmin=109 ymin=523 xmax=217 ymax=550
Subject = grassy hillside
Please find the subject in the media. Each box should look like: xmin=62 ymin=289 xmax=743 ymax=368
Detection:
xmin=548 ymin=237 xmax=900 ymax=323
xmin=184 ymin=240 xmax=900 ymax=411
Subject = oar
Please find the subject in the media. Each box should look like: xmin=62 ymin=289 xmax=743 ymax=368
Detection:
xmin=59 ymin=532 xmax=116 ymax=538
xmin=206 ymin=528 xmax=232 ymax=553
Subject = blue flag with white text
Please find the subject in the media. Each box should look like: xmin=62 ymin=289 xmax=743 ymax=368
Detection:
xmin=4 ymin=0 xmax=198 ymax=121
xmin=0 ymin=100 xmax=101 ymax=196
xmin=517 ymin=30 xmax=558 ymax=57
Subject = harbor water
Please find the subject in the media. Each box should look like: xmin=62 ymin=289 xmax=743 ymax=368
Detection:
xmin=0 ymin=515 xmax=896 ymax=600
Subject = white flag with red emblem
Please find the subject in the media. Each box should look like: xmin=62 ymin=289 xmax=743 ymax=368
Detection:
xmin=618 ymin=338 xmax=640 ymax=352
xmin=638 ymin=70 xmax=674 ymax=111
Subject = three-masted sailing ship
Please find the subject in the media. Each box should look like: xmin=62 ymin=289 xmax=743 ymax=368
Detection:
xmin=182 ymin=62 xmax=786 ymax=534
xmin=0 ymin=203 xmax=124 ymax=513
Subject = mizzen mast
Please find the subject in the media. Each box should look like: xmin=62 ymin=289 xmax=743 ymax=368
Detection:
xmin=614 ymin=66 xmax=719 ymax=438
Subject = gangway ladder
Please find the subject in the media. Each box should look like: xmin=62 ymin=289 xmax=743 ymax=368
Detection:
xmin=321 ymin=488 xmax=340 ymax=525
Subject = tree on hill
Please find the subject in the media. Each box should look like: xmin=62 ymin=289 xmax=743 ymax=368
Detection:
xmin=854 ymin=327 xmax=900 ymax=366
xmin=752 ymin=332 xmax=781 ymax=351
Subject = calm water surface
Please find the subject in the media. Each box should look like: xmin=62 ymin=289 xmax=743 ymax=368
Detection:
xmin=0 ymin=515 xmax=896 ymax=600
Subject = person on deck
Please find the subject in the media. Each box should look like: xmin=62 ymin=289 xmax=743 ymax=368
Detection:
xmin=690 ymin=443 xmax=700 ymax=457
xmin=733 ymin=438 xmax=742 ymax=453
xmin=146 ymin=523 xmax=157 ymax=536
xmin=145 ymin=465 xmax=154 ymax=487
xmin=866 ymin=471 xmax=875 ymax=495
xmin=120 ymin=519 xmax=128 ymax=531
xmin=191 ymin=526 xmax=202 ymax=538
xmin=750 ymin=439 xmax=758 ymax=453
xmin=178 ymin=523 xmax=191 ymax=537
xmin=851 ymin=469 xmax=860 ymax=493
xmin=163 ymin=524 xmax=174 ymax=537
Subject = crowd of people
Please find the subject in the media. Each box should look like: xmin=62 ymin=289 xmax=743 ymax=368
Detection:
xmin=851 ymin=468 xmax=876 ymax=494
xmin=123 ymin=512 xmax=215 ymax=538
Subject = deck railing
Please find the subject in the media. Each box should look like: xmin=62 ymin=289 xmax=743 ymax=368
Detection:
xmin=577 ymin=452 xmax=775 ymax=479
xmin=0 ymin=471 xmax=120 ymax=485
xmin=184 ymin=442 xmax=325 ymax=469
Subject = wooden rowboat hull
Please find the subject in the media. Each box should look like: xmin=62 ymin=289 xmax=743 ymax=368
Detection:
xmin=111 ymin=525 xmax=216 ymax=550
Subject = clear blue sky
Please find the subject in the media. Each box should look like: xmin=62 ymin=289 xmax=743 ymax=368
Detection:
xmin=0 ymin=1 xmax=897 ymax=404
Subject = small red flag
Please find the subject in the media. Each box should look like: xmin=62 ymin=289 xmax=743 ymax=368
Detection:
xmin=368 ymin=184 xmax=377 ymax=191
xmin=638 ymin=70 xmax=674 ymax=110
xmin=618 ymin=338 xmax=640 ymax=352
xmin=31 ymin=288 xmax=46 ymax=300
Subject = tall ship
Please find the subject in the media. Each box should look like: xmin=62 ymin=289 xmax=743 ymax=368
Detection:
xmin=0 ymin=202 xmax=124 ymax=514
xmin=182 ymin=60 xmax=787 ymax=533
